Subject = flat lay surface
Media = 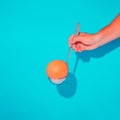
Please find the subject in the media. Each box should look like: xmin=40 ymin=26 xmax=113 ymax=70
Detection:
xmin=0 ymin=0 xmax=120 ymax=120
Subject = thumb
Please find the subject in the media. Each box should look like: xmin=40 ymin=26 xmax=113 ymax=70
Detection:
xmin=68 ymin=35 xmax=76 ymax=45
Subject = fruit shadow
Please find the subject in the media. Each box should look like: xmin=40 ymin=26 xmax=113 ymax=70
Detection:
xmin=56 ymin=72 xmax=77 ymax=98
xmin=73 ymin=38 xmax=120 ymax=73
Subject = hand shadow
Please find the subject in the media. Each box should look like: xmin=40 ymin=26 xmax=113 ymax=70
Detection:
xmin=75 ymin=38 xmax=120 ymax=62
xmin=56 ymin=72 xmax=77 ymax=98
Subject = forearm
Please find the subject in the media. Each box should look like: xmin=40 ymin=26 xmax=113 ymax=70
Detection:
xmin=97 ymin=13 xmax=120 ymax=46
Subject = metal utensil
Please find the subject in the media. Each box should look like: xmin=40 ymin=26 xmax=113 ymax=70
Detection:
xmin=66 ymin=23 xmax=80 ymax=63
xmin=50 ymin=23 xmax=80 ymax=84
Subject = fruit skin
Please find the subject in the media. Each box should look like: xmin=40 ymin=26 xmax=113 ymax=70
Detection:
xmin=46 ymin=60 xmax=68 ymax=79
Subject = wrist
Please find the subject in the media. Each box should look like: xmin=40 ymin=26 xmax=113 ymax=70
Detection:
xmin=94 ymin=32 xmax=102 ymax=43
xmin=95 ymin=25 xmax=114 ymax=47
xmin=94 ymin=31 xmax=104 ymax=47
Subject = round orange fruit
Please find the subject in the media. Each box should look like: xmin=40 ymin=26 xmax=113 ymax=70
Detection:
xmin=46 ymin=60 xmax=68 ymax=79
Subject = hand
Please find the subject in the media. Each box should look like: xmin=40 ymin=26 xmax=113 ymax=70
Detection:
xmin=69 ymin=32 xmax=101 ymax=52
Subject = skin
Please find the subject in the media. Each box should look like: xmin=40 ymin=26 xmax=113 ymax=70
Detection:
xmin=69 ymin=13 xmax=120 ymax=52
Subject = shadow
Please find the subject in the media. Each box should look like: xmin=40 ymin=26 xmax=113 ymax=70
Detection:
xmin=72 ymin=38 xmax=120 ymax=74
xmin=76 ymin=38 xmax=120 ymax=62
xmin=56 ymin=38 xmax=120 ymax=98
xmin=56 ymin=72 xmax=77 ymax=98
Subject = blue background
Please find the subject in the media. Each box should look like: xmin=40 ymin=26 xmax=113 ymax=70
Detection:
xmin=0 ymin=0 xmax=120 ymax=120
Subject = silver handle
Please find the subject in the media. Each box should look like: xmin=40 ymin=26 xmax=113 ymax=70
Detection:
xmin=66 ymin=23 xmax=80 ymax=63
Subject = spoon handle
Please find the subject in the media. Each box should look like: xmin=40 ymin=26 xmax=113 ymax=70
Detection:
xmin=66 ymin=23 xmax=80 ymax=63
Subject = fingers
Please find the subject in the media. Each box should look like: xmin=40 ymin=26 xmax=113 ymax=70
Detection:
xmin=68 ymin=34 xmax=85 ymax=52
xmin=71 ymin=43 xmax=83 ymax=52
xmin=69 ymin=32 xmax=88 ymax=44
xmin=68 ymin=35 xmax=75 ymax=47
xmin=69 ymin=35 xmax=81 ymax=46
xmin=71 ymin=42 xmax=100 ymax=52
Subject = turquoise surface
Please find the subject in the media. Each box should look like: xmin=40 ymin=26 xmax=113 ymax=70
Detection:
xmin=0 ymin=0 xmax=120 ymax=120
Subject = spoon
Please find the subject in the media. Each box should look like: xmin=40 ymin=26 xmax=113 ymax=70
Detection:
xmin=49 ymin=23 xmax=80 ymax=84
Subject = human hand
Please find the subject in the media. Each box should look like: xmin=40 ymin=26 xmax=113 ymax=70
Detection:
xmin=69 ymin=32 xmax=101 ymax=52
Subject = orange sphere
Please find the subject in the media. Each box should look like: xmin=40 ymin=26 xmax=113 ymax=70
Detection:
xmin=46 ymin=60 xmax=68 ymax=79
